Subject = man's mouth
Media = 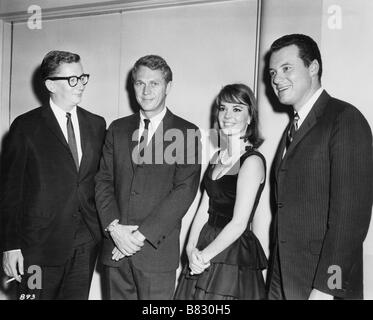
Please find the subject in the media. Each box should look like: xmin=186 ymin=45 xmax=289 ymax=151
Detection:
xmin=223 ymin=122 xmax=235 ymax=128
xmin=277 ymin=85 xmax=291 ymax=94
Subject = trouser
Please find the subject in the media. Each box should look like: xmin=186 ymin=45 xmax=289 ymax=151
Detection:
xmin=267 ymin=245 xmax=286 ymax=300
xmin=17 ymin=241 xmax=98 ymax=300
xmin=104 ymin=258 xmax=176 ymax=300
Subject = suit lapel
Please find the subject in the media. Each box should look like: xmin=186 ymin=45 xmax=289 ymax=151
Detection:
xmin=274 ymin=125 xmax=289 ymax=177
xmin=127 ymin=113 xmax=140 ymax=172
xmin=77 ymin=107 xmax=90 ymax=176
xmin=151 ymin=109 xmax=174 ymax=160
xmin=129 ymin=109 xmax=174 ymax=168
xmin=41 ymin=104 xmax=80 ymax=172
xmin=277 ymin=90 xmax=330 ymax=176
xmin=41 ymin=104 xmax=69 ymax=150
xmin=282 ymin=90 xmax=330 ymax=159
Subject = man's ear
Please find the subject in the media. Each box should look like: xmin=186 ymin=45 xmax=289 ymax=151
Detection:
xmin=165 ymin=81 xmax=172 ymax=95
xmin=309 ymin=59 xmax=320 ymax=77
xmin=45 ymin=79 xmax=56 ymax=93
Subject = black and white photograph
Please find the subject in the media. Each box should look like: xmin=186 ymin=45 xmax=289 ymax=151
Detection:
xmin=0 ymin=0 xmax=372 ymax=306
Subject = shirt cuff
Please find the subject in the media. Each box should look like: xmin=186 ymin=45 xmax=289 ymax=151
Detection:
xmin=4 ymin=249 xmax=22 ymax=254
xmin=105 ymin=219 xmax=119 ymax=233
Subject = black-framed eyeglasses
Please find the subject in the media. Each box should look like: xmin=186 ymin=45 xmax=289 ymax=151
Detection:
xmin=46 ymin=74 xmax=90 ymax=87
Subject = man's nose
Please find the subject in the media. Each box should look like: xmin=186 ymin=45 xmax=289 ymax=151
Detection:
xmin=76 ymin=80 xmax=85 ymax=90
xmin=272 ymin=72 xmax=282 ymax=85
xmin=143 ymin=84 xmax=151 ymax=95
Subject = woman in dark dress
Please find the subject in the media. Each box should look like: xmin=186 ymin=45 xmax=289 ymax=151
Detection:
xmin=175 ymin=84 xmax=267 ymax=300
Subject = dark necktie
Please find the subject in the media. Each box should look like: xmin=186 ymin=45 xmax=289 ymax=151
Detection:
xmin=286 ymin=112 xmax=299 ymax=150
xmin=66 ymin=112 xmax=79 ymax=170
xmin=139 ymin=118 xmax=150 ymax=158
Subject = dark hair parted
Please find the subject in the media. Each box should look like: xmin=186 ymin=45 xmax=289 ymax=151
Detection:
xmin=132 ymin=55 xmax=173 ymax=83
xmin=270 ymin=34 xmax=322 ymax=80
xmin=40 ymin=50 xmax=81 ymax=80
xmin=215 ymin=83 xmax=264 ymax=148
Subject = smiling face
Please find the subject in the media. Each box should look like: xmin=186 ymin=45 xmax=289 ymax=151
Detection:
xmin=46 ymin=62 xmax=85 ymax=111
xmin=218 ymin=101 xmax=250 ymax=137
xmin=133 ymin=66 xmax=172 ymax=118
xmin=269 ymin=44 xmax=320 ymax=111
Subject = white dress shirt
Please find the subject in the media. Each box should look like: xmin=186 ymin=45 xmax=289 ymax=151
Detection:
xmin=138 ymin=106 xmax=167 ymax=144
xmin=296 ymin=87 xmax=324 ymax=129
xmin=283 ymin=87 xmax=323 ymax=158
xmin=50 ymin=98 xmax=83 ymax=164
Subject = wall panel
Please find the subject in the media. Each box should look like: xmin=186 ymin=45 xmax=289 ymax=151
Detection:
xmin=10 ymin=13 xmax=121 ymax=124
xmin=321 ymin=0 xmax=373 ymax=299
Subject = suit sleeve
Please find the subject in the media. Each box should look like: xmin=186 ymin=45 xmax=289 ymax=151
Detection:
xmin=95 ymin=123 xmax=121 ymax=236
xmin=313 ymin=107 xmax=373 ymax=297
xmin=138 ymin=128 xmax=202 ymax=248
xmin=0 ymin=119 xmax=27 ymax=251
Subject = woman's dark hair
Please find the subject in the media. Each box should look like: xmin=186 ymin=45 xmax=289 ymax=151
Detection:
xmin=215 ymin=83 xmax=263 ymax=148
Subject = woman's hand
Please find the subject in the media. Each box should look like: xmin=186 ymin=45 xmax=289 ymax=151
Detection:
xmin=188 ymin=247 xmax=210 ymax=275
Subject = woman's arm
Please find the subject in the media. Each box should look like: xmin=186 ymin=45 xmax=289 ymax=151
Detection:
xmin=200 ymin=155 xmax=265 ymax=263
xmin=185 ymin=190 xmax=210 ymax=274
xmin=186 ymin=190 xmax=210 ymax=250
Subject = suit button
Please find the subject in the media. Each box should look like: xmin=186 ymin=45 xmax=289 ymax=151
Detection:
xmin=277 ymin=202 xmax=283 ymax=208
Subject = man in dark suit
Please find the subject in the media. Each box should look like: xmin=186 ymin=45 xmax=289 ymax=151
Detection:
xmin=266 ymin=34 xmax=373 ymax=300
xmin=1 ymin=50 xmax=106 ymax=299
xmin=95 ymin=55 xmax=201 ymax=300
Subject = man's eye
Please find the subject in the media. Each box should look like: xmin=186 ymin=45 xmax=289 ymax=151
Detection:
xmin=269 ymin=71 xmax=276 ymax=78
xmin=283 ymin=66 xmax=291 ymax=72
xmin=150 ymin=82 xmax=159 ymax=87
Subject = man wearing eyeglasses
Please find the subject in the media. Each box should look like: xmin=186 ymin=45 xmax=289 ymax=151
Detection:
xmin=0 ymin=50 xmax=106 ymax=299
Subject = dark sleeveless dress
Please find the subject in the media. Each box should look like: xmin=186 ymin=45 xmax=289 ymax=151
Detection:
xmin=174 ymin=148 xmax=267 ymax=300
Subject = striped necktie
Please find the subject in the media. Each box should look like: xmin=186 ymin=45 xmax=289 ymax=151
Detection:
xmin=286 ymin=112 xmax=299 ymax=150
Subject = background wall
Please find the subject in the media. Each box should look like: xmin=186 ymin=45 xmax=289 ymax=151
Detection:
xmin=0 ymin=0 xmax=372 ymax=300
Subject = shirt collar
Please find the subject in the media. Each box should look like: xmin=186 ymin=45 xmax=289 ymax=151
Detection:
xmin=139 ymin=106 xmax=167 ymax=129
xmin=49 ymin=98 xmax=77 ymax=118
xmin=296 ymin=87 xmax=323 ymax=128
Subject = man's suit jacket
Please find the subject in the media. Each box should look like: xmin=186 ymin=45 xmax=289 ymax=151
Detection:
xmin=95 ymin=109 xmax=201 ymax=273
xmin=0 ymin=104 xmax=106 ymax=266
xmin=269 ymin=90 xmax=373 ymax=299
